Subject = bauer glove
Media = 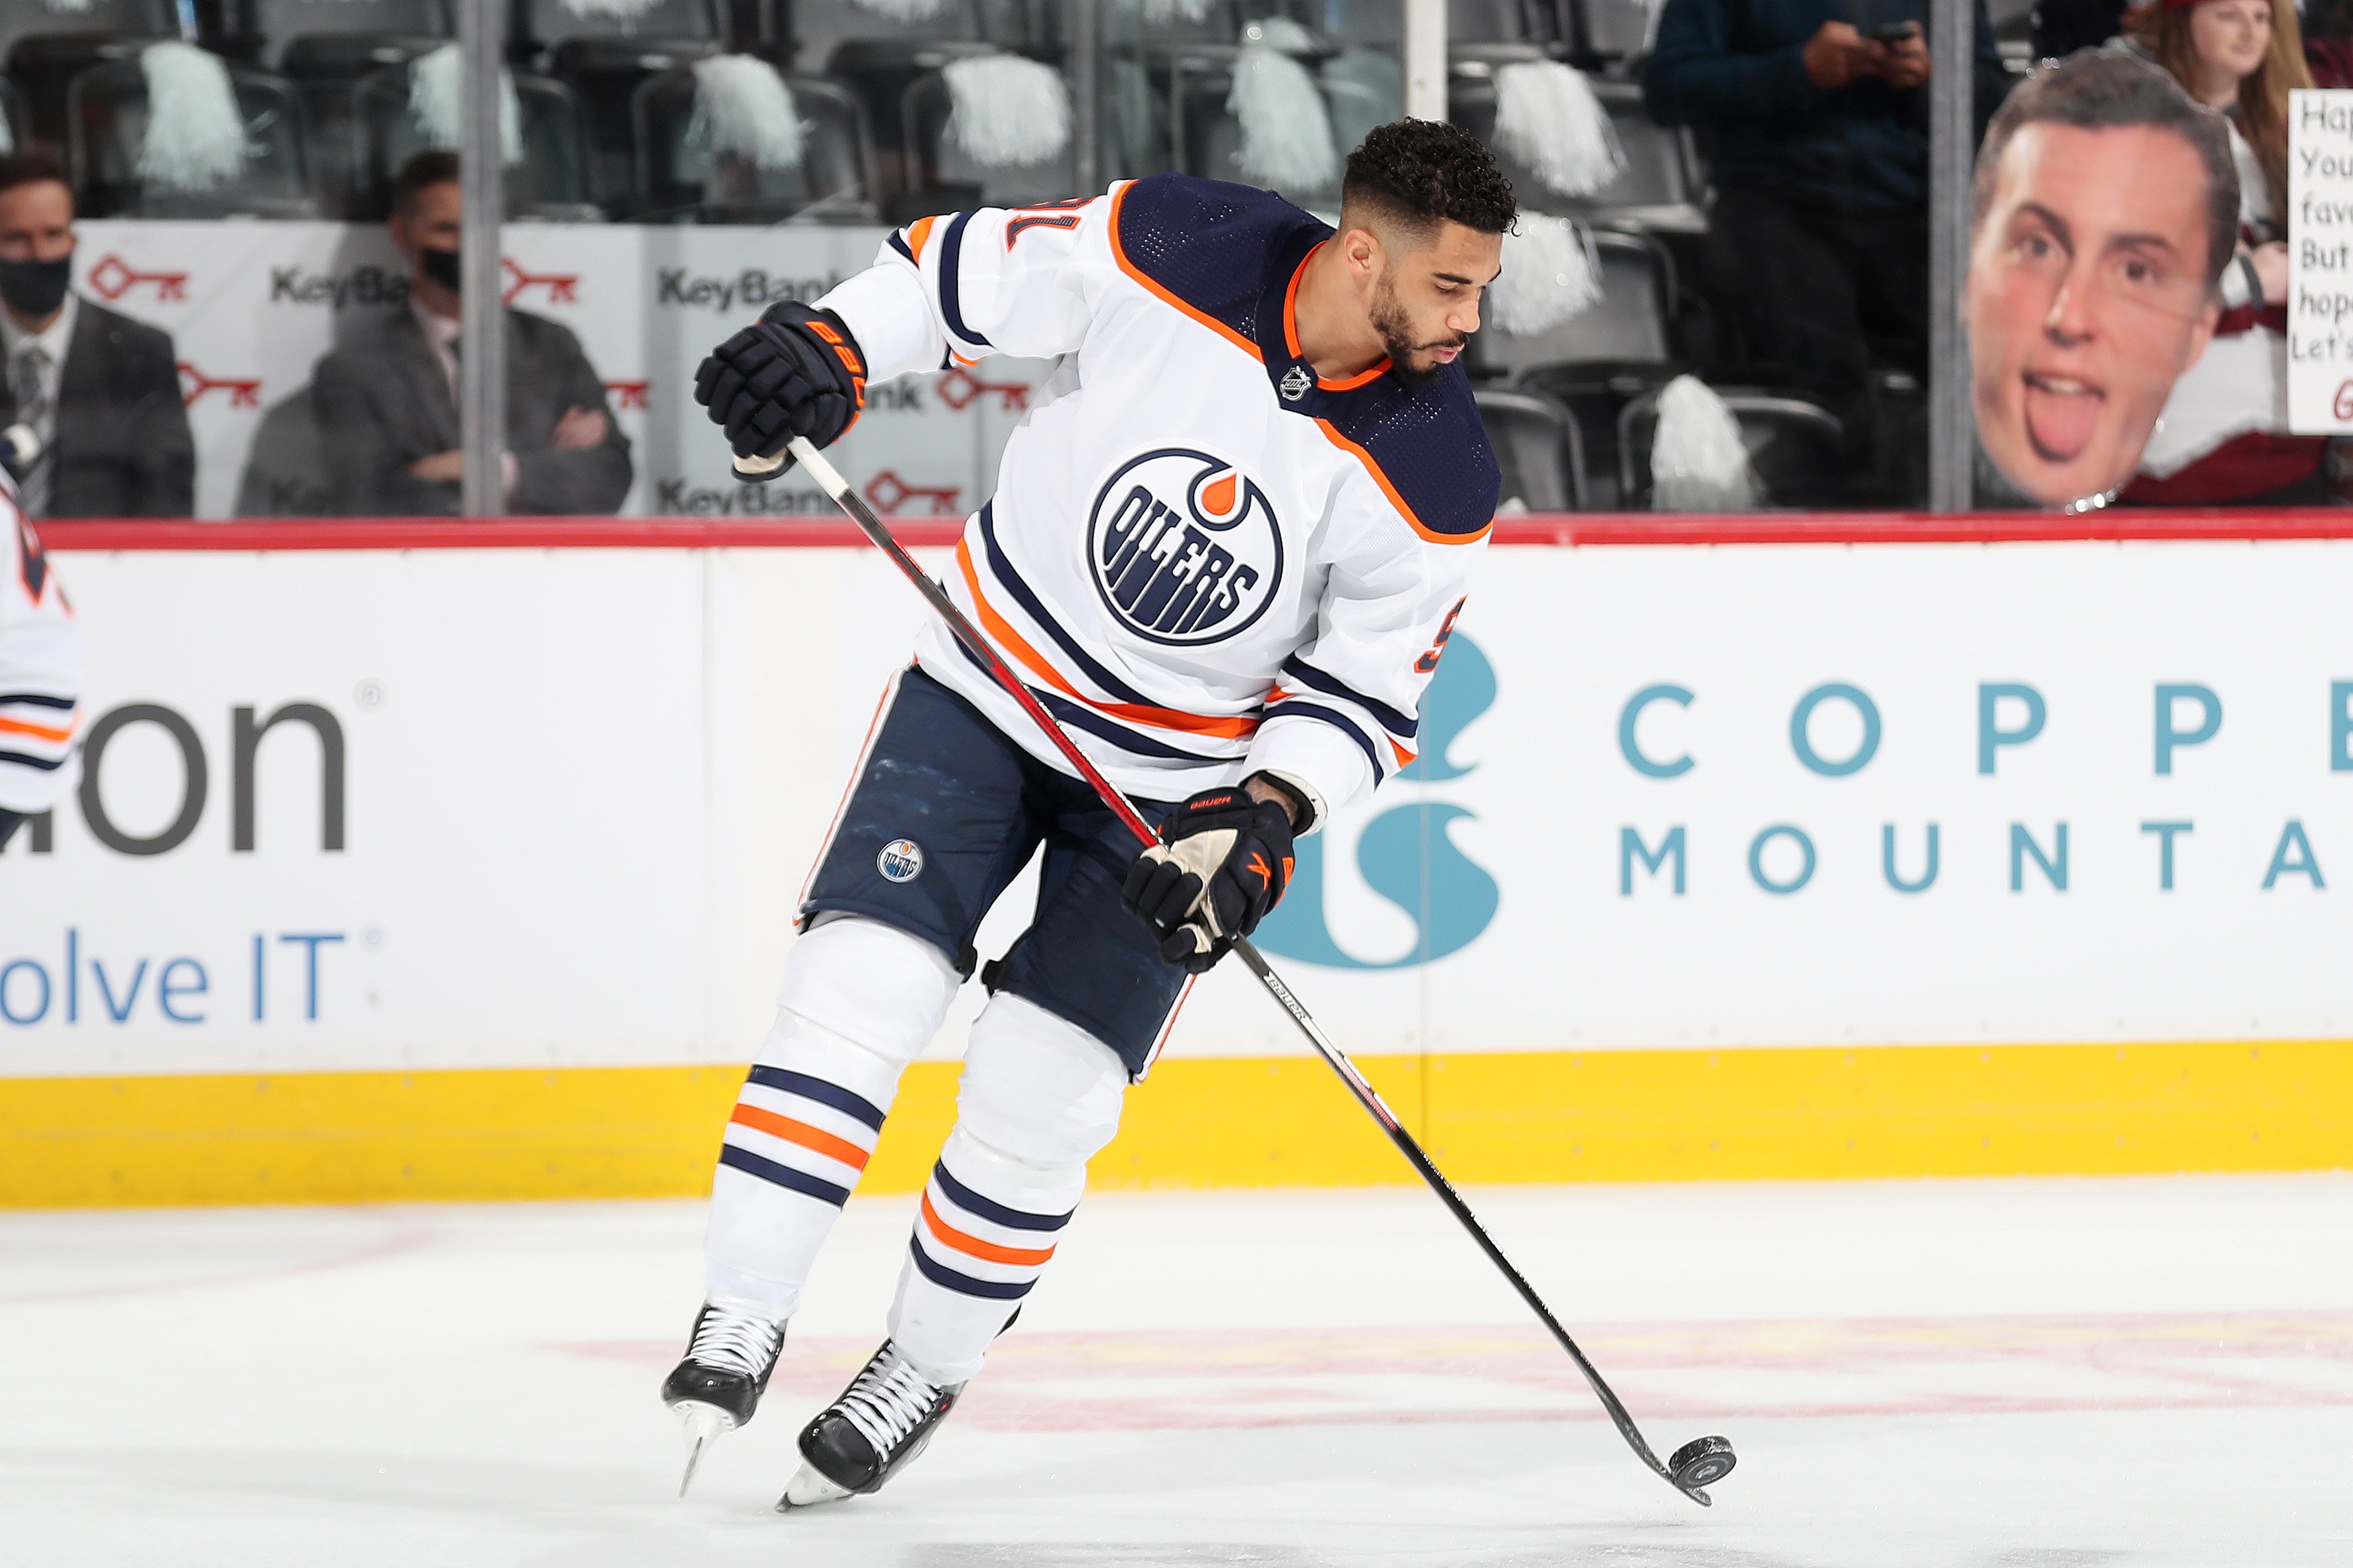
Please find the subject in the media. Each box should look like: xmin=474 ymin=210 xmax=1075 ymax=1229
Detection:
xmin=693 ymin=302 xmax=866 ymax=464
xmin=1123 ymin=784 xmax=1298 ymax=973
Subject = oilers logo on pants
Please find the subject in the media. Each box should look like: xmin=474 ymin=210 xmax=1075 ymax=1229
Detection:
xmin=1087 ymin=449 xmax=1283 ymax=647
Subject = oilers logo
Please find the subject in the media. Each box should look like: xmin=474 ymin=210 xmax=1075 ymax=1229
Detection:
xmin=876 ymin=838 xmax=924 ymax=883
xmin=1086 ymin=449 xmax=1283 ymax=646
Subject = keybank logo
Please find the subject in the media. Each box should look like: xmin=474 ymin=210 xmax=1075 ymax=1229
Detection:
xmin=1255 ymin=634 xmax=1499 ymax=969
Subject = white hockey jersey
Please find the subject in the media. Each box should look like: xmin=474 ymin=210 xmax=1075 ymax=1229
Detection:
xmin=0 ymin=483 xmax=80 ymax=813
xmin=817 ymin=175 xmax=1498 ymax=826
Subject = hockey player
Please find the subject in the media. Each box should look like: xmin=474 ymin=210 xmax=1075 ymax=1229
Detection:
xmin=0 ymin=465 xmax=78 ymax=851
xmin=664 ymin=120 xmax=1515 ymax=1509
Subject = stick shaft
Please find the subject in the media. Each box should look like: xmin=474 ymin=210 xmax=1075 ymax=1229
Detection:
xmin=786 ymin=436 xmax=1698 ymax=1501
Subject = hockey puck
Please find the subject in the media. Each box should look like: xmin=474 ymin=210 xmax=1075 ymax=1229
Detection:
xmin=1668 ymin=1435 xmax=1736 ymax=1490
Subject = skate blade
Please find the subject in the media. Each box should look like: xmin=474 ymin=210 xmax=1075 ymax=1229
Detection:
xmin=672 ymin=1402 xmax=734 ymax=1498
xmin=776 ymin=1460 xmax=855 ymax=1511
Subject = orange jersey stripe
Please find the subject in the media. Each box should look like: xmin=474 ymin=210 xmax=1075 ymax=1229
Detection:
xmin=1281 ymin=244 xmax=1390 ymax=389
xmin=1315 ymin=418 xmax=1493 ymax=547
xmin=1109 ymin=182 xmax=1264 ymax=364
xmin=905 ymin=213 xmax=940 ymax=263
xmin=730 ymin=1103 xmax=871 ymax=1172
xmin=0 ymin=712 xmax=73 ymax=744
xmin=922 ymin=1190 xmax=1058 ymax=1267
xmin=953 ymin=540 xmax=1261 ymax=740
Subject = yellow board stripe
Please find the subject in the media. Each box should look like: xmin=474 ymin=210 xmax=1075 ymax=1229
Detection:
xmin=1 ymin=1040 xmax=2348 ymax=1208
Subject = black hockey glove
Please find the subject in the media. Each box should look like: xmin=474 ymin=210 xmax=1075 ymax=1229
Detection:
xmin=693 ymin=302 xmax=867 ymax=467
xmin=1123 ymin=785 xmax=1298 ymax=973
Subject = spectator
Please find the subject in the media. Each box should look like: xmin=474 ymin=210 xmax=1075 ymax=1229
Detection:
xmin=0 ymin=151 xmax=193 ymax=518
xmin=1645 ymin=0 xmax=2010 ymax=490
xmin=2124 ymin=0 xmax=2324 ymax=502
xmin=311 ymin=151 xmax=631 ymax=516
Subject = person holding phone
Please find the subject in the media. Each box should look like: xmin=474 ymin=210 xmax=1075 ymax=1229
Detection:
xmin=1646 ymin=1 xmax=2011 ymax=499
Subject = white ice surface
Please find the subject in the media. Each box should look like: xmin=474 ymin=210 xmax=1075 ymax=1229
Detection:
xmin=2 ymin=1175 xmax=2348 ymax=1566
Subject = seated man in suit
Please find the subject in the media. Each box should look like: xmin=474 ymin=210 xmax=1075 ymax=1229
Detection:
xmin=313 ymin=151 xmax=632 ymax=515
xmin=0 ymin=151 xmax=193 ymax=518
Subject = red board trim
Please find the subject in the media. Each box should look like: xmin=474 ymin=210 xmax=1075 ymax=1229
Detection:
xmin=34 ymin=510 xmax=2353 ymax=554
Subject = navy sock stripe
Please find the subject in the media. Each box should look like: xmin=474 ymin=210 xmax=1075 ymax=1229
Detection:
xmin=719 ymin=1143 xmax=852 ymax=1207
xmin=745 ymin=1064 xmax=885 ymax=1132
xmin=909 ymin=1237 xmax=1037 ymax=1300
xmin=931 ymin=1161 xmax=1073 ymax=1233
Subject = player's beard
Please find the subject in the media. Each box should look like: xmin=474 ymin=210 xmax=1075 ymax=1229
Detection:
xmin=1370 ymin=273 xmax=1462 ymax=392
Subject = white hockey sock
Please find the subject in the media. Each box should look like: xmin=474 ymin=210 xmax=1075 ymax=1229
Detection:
xmin=704 ymin=918 xmax=960 ymax=1315
xmin=887 ymin=995 xmax=1127 ymax=1386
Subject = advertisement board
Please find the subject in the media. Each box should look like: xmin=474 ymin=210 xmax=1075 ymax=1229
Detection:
xmin=70 ymin=220 xmax=1047 ymax=521
xmin=12 ymin=536 xmax=2353 ymax=1083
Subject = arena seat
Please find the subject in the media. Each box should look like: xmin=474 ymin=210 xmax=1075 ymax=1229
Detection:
xmin=633 ymin=65 xmax=873 ymax=223
xmin=3 ymin=0 xmax=179 ymax=153
xmin=1451 ymin=75 xmax=1705 ymax=235
xmin=1476 ymin=387 xmax=1589 ymax=512
xmin=1572 ymin=0 xmax=1658 ymax=68
xmin=353 ymin=60 xmax=597 ymax=220
xmin=1469 ymin=225 xmax=1685 ymax=501
xmin=69 ymin=53 xmax=314 ymax=218
xmin=1616 ymin=387 xmax=1848 ymax=510
xmin=902 ymin=63 xmax=1076 ymax=212
xmin=819 ymin=0 xmax=1058 ymax=211
xmin=515 ymin=0 xmax=723 ymax=213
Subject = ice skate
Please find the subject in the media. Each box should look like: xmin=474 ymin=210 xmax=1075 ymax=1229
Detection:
xmin=778 ymin=1339 xmax=962 ymax=1510
xmin=661 ymin=1297 xmax=787 ymax=1496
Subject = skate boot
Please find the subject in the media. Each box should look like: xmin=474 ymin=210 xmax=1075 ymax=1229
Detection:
xmin=661 ymin=1297 xmax=787 ymax=1496
xmin=778 ymin=1339 xmax=963 ymax=1510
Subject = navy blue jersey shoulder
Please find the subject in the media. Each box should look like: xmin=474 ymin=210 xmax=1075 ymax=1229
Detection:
xmin=1116 ymin=173 xmax=1326 ymax=342
xmin=1326 ymin=366 xmax=1500 ymax=539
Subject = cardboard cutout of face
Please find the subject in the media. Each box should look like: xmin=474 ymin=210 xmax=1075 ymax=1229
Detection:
xmin=1966 ymin=121 xmax=2223 ymax=507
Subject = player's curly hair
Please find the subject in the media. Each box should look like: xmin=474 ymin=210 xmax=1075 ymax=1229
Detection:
xmin=1341 ymin=119 xmax=1516 ymax=238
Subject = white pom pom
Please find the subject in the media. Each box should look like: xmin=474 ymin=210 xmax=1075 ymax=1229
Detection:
xmin=35 ymin=0 xmax=96 ymax=13
xmin=409 ymin=43 xmax=522 ymax=165
xmin=1241 ymin=15 xmax=1321 ymax=52
xmin=1493 ymin=60 xmax=1623 ymax=198
xmin=1489 ymin=215 xmax=1600 ymax=336
xmin=1651 ymin=376 xmax=1759 ymax=512
xmin=136 ymin=43 xmax=249 ymax=195
xmin=944 ymin=54 xmax=1072 ymax=168
xmin=687 ymin=54 xmax=804 ymax=171
xmin=557 ymin=0 xmax=665 ymax=17
xmin=1227 ymin=43 xmax=1339 ymax=191
xmin=846 ymin=0 xmax=953 ymax=21
xmin=1129 ymin=0 xmax=1215 ymax=23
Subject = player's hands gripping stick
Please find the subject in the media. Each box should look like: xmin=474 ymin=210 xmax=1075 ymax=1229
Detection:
xmin=1123 ymin=786 xmax=1297 ymax=973
xmin=692 ymin=303 xmax=867 ymax=481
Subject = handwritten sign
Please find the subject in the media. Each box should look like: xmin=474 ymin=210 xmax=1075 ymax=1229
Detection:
xmin=2289 ymin=90 xmax=2353 ymax=431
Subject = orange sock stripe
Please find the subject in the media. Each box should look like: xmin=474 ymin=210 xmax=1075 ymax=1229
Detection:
xmin=920 ymin=1190 xmax=1058 ymax=1267
xmin=0 ymin=712 xmax=73 ymax=744
xmin=729 ymin=1103 xmax=871 ymax=1172
xmin=953 ymin=541 xmax=1261 ymax=740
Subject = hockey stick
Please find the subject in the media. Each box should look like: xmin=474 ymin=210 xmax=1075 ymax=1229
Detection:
xmin=777 ymin=436 xmax=1736 ymax=1506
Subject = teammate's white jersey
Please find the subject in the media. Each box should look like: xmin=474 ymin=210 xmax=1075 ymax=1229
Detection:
xmin=0 ymin=480 xmax=79 ymax=812
xmin=818 ymin=175 xmax=1498 ymax=826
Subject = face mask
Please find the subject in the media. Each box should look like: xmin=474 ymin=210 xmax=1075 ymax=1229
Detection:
xmin=0 ymin=253 xmax=73 ymax=318
xmin=420 ymin=245 xmax=461 ymax=295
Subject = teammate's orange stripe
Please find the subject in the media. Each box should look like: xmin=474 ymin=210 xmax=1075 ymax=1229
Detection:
xmin=730 ymin=1103 xmax=871 ymax=1172
xmin=1281 ymin=243 xmax=1390 ymax=390
xmin=1315 ymin=418 xmax=1492 ymax=547
xmin=922 ymin=1191 xmax=1056 ymax=1266
xmin=1390 ymin=737 xmax=1417 ymax=766
xmin=905 ymin=214 xmax=939 ymax=262
xmin=1108 ymin=182 xmax=1264 ymax=363
xmin=953 ymin=540 xmax=1261 ymax=740
xmin=0 ymin=713 xmax=72 ymax=744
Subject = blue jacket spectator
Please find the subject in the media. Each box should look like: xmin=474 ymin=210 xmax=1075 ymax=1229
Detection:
xmin=1644 ymin=0 xmax=2010 ymax=501
xmin=1646 ymin=0 xmax=2009 ymax=211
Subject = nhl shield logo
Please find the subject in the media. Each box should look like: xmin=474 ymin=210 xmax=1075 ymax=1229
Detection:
xmin=1278 ymin=362 xmax=1312 ymax=402
xmin=876 ymin=838 xmax=924 ymax=882
xmin=1086 ymin=449 xmax=1284 ymax=646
